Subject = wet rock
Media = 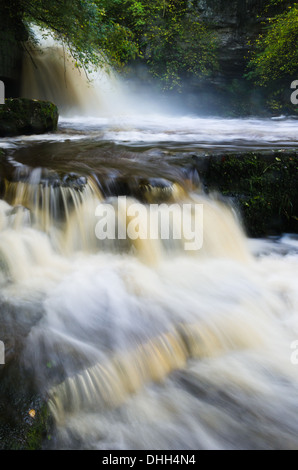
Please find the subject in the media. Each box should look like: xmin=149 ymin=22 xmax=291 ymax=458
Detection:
xmin=0 ymin=298 xmax=50 ymax=449
xmin=0 ymin=98 xmax=59 ymax=137
xmin=200 ymin=151 xmax=298 ymax=237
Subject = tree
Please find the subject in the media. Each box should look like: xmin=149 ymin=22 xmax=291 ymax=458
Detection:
xmin=3 ymin=0 xmax=139 ymax=72
xmin=105 ymin=0 xmax=218 ymax=91
xmin=246 ymin=1 xmax=298 ymax=86
xmin=2 ymin=0 xmax=218 ymax=91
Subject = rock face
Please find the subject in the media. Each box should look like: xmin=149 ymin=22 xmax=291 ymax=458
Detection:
xmin=183 ymin=0 xmax=271 ymax=115
xmin=0 ymin=5 xmax=28 ymax=98
xmin=196 ymin=0 xmax=267 ymax=81
xmin=0 ymin=31 xmax=24 ymax=98
xmin=186 ymin=151 xmax=298 ymax=237
xmin=0 ymin=98 xmax=59 ymax=137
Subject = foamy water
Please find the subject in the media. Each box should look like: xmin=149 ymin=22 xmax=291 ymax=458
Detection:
xmin=0 ymin=174 xmax=298 ymax=449
xmin=0 ymin=27 xmax=297 ymax=450
xmin=59 ymin=115 xmax=298 ymax=148
xmin=1 ymin=115 xmax=298 ymax=152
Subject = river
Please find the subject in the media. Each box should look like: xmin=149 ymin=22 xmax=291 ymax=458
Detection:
xmin=0 ymin=39 xmax=298 ymax=450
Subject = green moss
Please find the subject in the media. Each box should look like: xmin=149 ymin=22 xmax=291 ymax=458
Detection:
xmin=0 ymin=98 xmax=58 ymax=137
xmin=25 ymin=403 xmax=53 ymax=450
xmin=204 ymin=152 xmax=298 ymax=237
xmin=0 ymin=355 xmax=52 ymax=450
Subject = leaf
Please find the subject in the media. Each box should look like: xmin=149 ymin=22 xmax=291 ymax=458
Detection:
xmin=28 ymin=409 xmax=36 ymax=418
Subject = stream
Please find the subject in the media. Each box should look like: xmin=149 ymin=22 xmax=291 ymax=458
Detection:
xmin=0 ymin=36 xmax=298 ymax=449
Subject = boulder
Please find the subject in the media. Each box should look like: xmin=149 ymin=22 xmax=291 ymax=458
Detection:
xmin=0 ymin=98 xmax=58 ymax=137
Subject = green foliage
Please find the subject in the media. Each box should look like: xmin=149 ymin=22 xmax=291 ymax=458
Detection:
xmin=4 ymin=0 xmax=218 ymax=90
xmin=246 ymin=1 xmax=298 ymax=86
xmin=5 ymin=0 xmax=139 ymax=72
xmin=113 ymin=0 xmax=218 ymax=91
xmin=205 ymin=152 xmax=298 ymax=236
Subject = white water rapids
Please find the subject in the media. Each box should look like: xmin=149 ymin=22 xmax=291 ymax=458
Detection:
xmin=0 ymin=30 xmax=297 ymax=450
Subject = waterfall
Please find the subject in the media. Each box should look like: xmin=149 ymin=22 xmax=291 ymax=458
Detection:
xmin=1 ymin=161 xmax=298 ymax=450
xmin=1 ymin=25 xmax=298 ymax=451
xmin=21 ymin=27 xmax=131 ymax=117
xmin=0 ymin=164 xmax=250 ymax=266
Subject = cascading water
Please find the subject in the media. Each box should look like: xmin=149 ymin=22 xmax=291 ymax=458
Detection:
xmin=0 ymin=27 xmax=298 ymax=450
xmin=21 ymin=27 xmax=125 ymax=117
xmin=21 ymin=26 xmax=171 ymax=119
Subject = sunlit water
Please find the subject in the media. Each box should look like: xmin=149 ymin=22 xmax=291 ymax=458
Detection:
xmin=0 ymin=32 xmax=298 ymax=450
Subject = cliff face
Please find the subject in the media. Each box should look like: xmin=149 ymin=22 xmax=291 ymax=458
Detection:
xmin=196 ymin=0 xmax=267 ymax=81
xmin=177 ymin=0 xmax=271 ymax=115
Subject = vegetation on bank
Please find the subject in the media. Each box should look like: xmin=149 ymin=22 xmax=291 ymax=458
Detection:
xmin=247 ymin=0 xmax=298 ymax=85
xmin=2 ymin=0 xmax=218 ymax=92
xmin=246 ymin=0 xmax=298 ymax=113
xmin=203 ymin=152 xmax=298 ymax=237
xmin=104 ymin=0 xmax=218 ymax=91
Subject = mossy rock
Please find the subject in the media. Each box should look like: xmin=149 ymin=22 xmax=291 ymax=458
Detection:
xmin=202 ymin=152 xmax=298 ymax=237
xmin=0 ymin=98 xmax=58 ymax=137
xmin=0 ymin=358 xmax=53 ymax=450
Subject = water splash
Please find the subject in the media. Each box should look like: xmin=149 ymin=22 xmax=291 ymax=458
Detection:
xmin=0 ymin=24 xmax=297 ymax=450
xmin=21 ymin=26 xmax=132 ymax=117
xmin=0 ymin=166 xmax=298 ymax=449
